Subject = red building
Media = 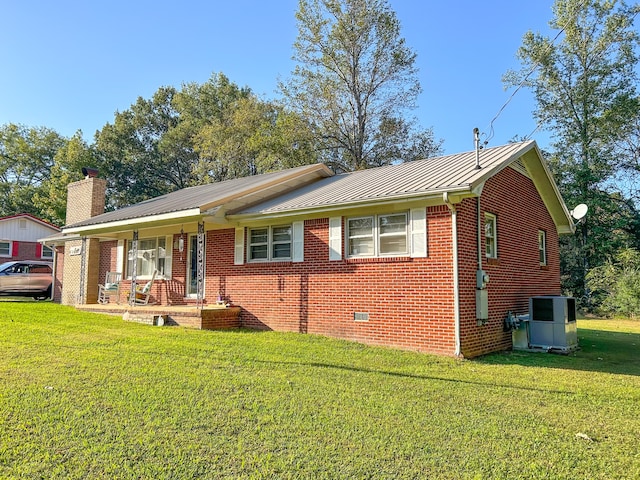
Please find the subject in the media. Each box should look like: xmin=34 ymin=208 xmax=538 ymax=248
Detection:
xmin=47 ymin=141 xmax=574 ymax=358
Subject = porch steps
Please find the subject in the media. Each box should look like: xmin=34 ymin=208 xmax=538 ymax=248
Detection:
xmin=76 ymin=304 xmax=241 ymax=330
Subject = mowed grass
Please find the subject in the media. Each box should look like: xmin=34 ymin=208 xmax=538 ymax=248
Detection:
xmin=1 ymin=302 xmax=639 ymax=479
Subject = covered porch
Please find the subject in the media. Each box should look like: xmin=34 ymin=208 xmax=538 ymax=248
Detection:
xmin=76 ymin=303 xmax=242 ymax=330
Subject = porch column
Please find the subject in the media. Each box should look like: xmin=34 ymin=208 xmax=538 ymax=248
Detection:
xmin=78 ymin=237 xmax=86 ymax=304
xmin=196 ymin=222 xmax=205 ymax=308
xmin=129 ymin=231 xmax=138 ymax=306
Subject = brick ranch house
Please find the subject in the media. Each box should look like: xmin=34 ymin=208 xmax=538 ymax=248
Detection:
xmin=0 ymin=213 xmax=59 ymax=262
xmin=45 ymin=141 xmax=575 ymax=358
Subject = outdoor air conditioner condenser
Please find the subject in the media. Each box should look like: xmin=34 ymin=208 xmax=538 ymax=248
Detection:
xmin=528 ymin=296 xmax=578 ymax=352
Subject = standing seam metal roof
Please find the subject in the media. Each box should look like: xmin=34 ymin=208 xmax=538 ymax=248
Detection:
xmin=233 ymin=141 xmax=534 ymax=214
xmin=65 ymin=164 xmax=327 ymax=228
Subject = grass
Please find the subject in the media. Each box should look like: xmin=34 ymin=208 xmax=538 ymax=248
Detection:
xmin=1 ymin=302 xmax=639 ymax=479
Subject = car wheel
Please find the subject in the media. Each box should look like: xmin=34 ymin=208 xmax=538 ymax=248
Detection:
xmin=34 ymin=285 xmax=52 ymax=301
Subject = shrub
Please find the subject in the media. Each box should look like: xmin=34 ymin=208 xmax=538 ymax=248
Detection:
xmin=587 ymin=247 xmax=640 ymax=317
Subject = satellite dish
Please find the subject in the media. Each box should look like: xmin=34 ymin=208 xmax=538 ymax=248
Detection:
xmin=570 ymin=203 xmax=588 ymax=221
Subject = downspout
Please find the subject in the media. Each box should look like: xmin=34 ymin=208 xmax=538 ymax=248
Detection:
xmin=49 ymin=242 xmax=57 ymax=302
xmin=443 ymin=192 xmax=461 ymax=357
xmin=477 ymin=196 xmax=483 ymax=277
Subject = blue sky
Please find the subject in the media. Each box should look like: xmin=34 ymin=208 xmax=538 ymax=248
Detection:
xmin=1 ymin=0 xmax=557 ymax=155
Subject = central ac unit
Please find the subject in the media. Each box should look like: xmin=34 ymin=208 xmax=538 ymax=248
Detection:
xmin=528 ymin=296 xmax=578 ymax=352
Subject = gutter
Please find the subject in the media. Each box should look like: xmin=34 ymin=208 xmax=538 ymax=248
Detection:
xmin=443 ymin=192 xmax=462 ymax=357
xmin=62 ymin=208 xmax=203 ymax=236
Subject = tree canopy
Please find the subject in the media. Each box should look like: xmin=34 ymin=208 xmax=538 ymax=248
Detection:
xmin=505 ymin=0 xmax=640 ymax=304
xmin=280 ymin=0 xmax=442 ymax=172
xmin=0 ymin=124 xmax=67 ymax=223
xmin=95 ymin=73 xmax=319 ymax=210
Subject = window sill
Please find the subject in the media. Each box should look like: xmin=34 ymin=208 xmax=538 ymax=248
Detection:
xmin=247 ymin=259 xmax=292 ymax=264
xmin=127 ymin=276 xmax=168 ymax=281
xmin=346 ymin=255 xmax=412 ymax=263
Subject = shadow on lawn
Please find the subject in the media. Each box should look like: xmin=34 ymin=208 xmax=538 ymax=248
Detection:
xmin=252 ymin=358 xmax=579 ymax=395
xmin=477 ymin=328 xmax=640 ymax=377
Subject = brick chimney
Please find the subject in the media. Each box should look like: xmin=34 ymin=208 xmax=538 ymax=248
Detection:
xmin=65 ymin=176 xmax=107 ymax=225
xmin=61 ymin=174 xmax=107 ymax=305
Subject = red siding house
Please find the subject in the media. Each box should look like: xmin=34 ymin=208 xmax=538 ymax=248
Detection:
xmin=48 ymin=141 xmax=575 ymax=358
xmin=0 ymin=214 xmax=59 ymax=262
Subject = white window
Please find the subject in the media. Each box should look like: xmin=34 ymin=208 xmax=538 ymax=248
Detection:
xmin=249 ymin=225 xmax=292 ymax=261
xmin=127 ymin=236 xmax=172 ymax=278
xmin=347 ymin=213 xmax=408 ymax=257
xmin=347 ymin=217 xmax=374 ymax=256
xmin=538 ymin=230 xmax=547 ymax=266
xmin=379 ymin=214 xmax=408 ymax=254
xmin=41 ymin=245 xmax=54 ymax=259
xmin=0 ymin=241 xmax=10 ymax=257
xmin=485 ymin=213 xmax=497 ymax=259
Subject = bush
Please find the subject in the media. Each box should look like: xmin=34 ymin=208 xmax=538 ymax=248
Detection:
xmin=587 ymin=248 xmax=640 ymax=317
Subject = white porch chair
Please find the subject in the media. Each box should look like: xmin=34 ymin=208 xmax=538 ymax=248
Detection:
xmin=97 ymin=272 xmax=122 ymax=304
xmin=129 ymin=270 xmax=158 ymax=305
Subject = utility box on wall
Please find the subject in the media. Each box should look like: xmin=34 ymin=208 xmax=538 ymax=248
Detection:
xmin=528 ymin=296 xmax=578 ymax=352
xmin=476 ymin=289 xmax=488 ymax=324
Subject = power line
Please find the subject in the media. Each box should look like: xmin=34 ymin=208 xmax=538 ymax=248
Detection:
xmin=481 ymin=0 xmax=589 ymax=146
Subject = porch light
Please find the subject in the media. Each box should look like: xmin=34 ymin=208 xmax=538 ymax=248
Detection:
xmin=178 ymin=229 xmax=184 ymax=253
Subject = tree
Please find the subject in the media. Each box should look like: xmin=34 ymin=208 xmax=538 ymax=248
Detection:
xmin=33 ymin=131 xmax=95 ymax=225
xmin=280 ymin=0 xmax=441 ymax=172
xmin=193 ymin=97 xmax=319 ymax=182
xmin=95 ymin=74 xmax=250 ymax=208
xmin=95 ymin=85 xmax=191 ymax=209
xmin=0 ymin=123 xmax=66 ymax=220
xmin=587 ymin=247 xmax=640 ymax=317
xmin=504 ymin=0 xmax=640 ymax=304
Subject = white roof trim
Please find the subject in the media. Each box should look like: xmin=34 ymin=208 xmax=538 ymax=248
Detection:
xmin=63 ymin=208 xmax=202 ymax=235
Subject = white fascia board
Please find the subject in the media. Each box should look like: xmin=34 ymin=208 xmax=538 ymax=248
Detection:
xmin=63 ymin=208 xmax=203 ymax=236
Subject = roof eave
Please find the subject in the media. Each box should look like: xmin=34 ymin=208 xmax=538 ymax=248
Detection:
xmin=227 ymin=186 xmax=475 ymax=222
xmin=62 ymin=208 xmax=203 ymax=236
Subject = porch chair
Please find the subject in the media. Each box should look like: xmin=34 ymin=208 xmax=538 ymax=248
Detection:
xmin=97 ymin=272 xmax=122 ymax=304
xmin=129 ymin=270 xmax=158 ymax=305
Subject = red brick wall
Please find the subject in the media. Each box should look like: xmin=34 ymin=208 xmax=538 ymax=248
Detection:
xmin=2 ymin=241 xmax=52 ymax=262
xmin=204 ymin=208 xmax=457 ymax=356
xmin=457 ymin=167 xmax=562 ymax=357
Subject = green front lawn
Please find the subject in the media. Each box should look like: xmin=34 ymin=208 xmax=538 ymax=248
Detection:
xmin=1 ymin=302 xmax=639 ymax=479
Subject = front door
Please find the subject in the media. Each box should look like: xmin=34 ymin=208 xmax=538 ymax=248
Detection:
xmin=187 ymin=235 xmax=198 ymax=297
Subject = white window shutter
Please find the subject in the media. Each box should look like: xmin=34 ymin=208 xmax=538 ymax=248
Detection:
xmin=163 ymin=235 xmax=173 ymax=277
xmin=234 ymin=227 xmax=245 ymax=265
xmin=292 ymin=221 xmax=304 ymax=262
xmin=410 ymin=208 xmax=427 ymax=258
xmin=116 ymin=240 xmax=124 ymax=274
xmin=329 ymin=217 xmax=342 ymax=261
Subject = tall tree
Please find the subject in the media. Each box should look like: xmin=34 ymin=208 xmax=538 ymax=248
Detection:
xmin=95 ymin=74 xmax=250 ymax=209
xmin=33 ymin=131 xmax=95 ymax=225
xmin=95 ymin=72 xmax=319 ymax=208
xmin=505 ymin=0 xmax=640 ymax=303
xmin=95 ymin=85 xmax=189 ymax=209
xmin=280 ymin=0 xmax=442 ymax=172
xmin=193 ymin=97 xmax=318 ymax=182
xmin=0 ymin=123 xmax=66 ymax=219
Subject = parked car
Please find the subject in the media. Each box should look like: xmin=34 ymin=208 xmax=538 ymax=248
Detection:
xmin=0 ymin=260 xmax=53 ymax=300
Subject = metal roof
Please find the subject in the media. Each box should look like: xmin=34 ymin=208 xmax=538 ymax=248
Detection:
xmin=62 ymin=140 xmax=573 ymax=235
xmin=65 ymin=163 xmax=331 ymax=229
xmin=233 ymin=141 xmax=536 ymax=215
